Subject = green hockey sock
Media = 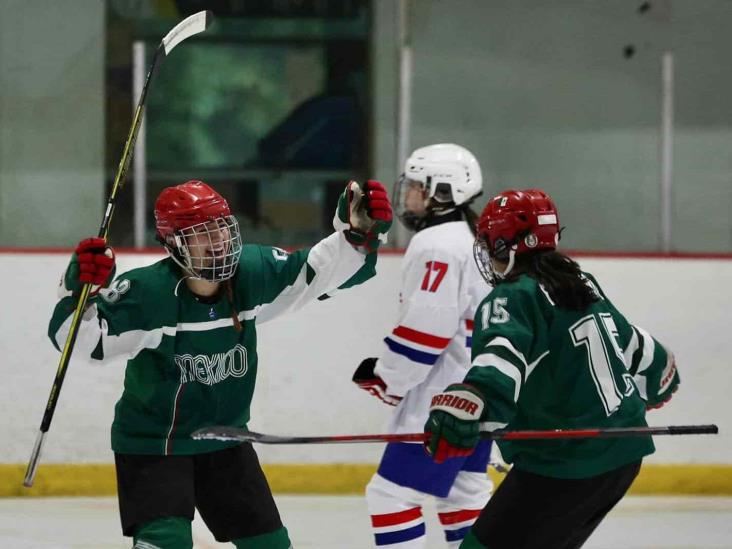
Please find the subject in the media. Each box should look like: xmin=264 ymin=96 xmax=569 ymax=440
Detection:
xmin=232 ymin=526 xmax=292 ymax=548
xmin=460 ymin=530 xmax=490 ymax=548
xmin=133 ymin=516 xmax=192 ymax=549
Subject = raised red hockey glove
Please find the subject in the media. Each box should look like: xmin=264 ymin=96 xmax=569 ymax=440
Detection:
xmin=352 ymin=358 xmax=402 ymax=407
xmin=363 ymin=179 xmax=392 ymax=226
xmin=334 ymin=180 xmax=393 ymax=252
xmin=424 ymin=383 xmax=485 ymax=463
xmin=63 ymin=237 xmax=115 ymax=297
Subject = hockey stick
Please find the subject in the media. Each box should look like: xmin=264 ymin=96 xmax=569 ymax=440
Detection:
xmin=23 ymin=11 xmax=213 ymax=489
xmin=191 ymin=424 xmax=718 ymax=445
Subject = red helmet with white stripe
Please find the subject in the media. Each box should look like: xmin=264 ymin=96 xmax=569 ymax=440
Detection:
xmin=154 ymin=180 xmax=242 ymax=281
xmin=155 ymin=180 xmax=231 ymax=238
xmin=474 ymin=189 xmax=560 ymax=283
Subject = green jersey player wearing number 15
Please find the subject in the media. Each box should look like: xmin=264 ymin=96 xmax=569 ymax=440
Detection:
xmin=423 ymin=189 xmax=680 ymax=549
xmin=48 ymin=179 xmax=392 ymax=549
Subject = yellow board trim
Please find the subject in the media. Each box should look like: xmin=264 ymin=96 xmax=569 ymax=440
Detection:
xmin=1 ymin=463 xmax=731 ymax=498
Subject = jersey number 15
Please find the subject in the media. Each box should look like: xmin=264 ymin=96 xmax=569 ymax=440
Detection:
xmin=570 ymin=313 xmax=636 ymax=416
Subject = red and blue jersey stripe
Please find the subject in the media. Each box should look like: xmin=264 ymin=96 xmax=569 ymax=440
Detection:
xmin=439 ymin=509 xmax=482 ymax=542
xmin=383 ymin=325 xmax=451 ymax=365
xmin=465 ymin=319 xmax=474 ymax=348
xmin=371 ymin=507 xmax=426 ymax=546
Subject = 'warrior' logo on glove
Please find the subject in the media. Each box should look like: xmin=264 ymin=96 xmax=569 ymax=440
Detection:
xmin=430 ymin=389 xmax=484 ymax=420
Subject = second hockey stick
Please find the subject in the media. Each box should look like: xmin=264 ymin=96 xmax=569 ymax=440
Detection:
xmin=191 ymin=423 xmax=718 ymax=445
xmin=23 ymin=11 xmax=213 ymax=488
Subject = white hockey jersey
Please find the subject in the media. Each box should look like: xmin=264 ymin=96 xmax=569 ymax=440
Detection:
xmin=375 ymin=220 xmax=491 ymax=434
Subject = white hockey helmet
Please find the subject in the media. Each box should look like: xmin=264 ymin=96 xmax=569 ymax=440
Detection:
xmin=394 ymin=143 xmax=483 ymax=231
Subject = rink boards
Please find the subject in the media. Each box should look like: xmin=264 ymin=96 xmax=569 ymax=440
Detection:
xmin=0 ymin=251 xmax=730 ymax=496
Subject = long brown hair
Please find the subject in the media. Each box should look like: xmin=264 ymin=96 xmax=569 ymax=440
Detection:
xmin=505 ymin=250 xmax=599 ymax=311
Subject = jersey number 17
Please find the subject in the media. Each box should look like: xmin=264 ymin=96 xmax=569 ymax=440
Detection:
xmin=421 ymin=261 xmax=448 ymax=292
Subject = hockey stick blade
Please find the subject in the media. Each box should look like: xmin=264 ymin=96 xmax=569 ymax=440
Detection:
xmin=191 ymin=427 xmax=424 ymax=445
xmin=191 ymin=424 xmax=718 ymax=445
xmin=162 ymin=11 xmax=213 ymax=55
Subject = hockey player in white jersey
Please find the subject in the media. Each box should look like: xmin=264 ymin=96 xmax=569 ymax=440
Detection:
xmin=352 ymin=144 xmax=493 ymax=547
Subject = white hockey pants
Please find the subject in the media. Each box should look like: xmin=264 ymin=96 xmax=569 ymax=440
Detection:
xmin=365 ymin=472 xmax=491 ymax=548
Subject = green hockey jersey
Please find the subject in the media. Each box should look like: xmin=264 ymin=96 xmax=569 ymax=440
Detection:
xmin=466 ymin=272 xmax=679 ymax=478
xmin=49 ymin=233 xmax=376 ymax=455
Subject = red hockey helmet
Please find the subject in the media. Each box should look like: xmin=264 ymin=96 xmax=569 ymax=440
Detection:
xmin=154 ymin=181 xmax=242 ymax=281
xmin=474 ymin=189 xmax=560 ymax=283
xmin=155 ymin=180 xmax=231 ymax=238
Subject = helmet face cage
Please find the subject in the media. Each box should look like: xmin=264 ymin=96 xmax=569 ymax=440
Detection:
xmin=169 ymin=215 xmax=243 ymax=281
xmin=473 ymin=236 xmax=494 ymax=285
xmin=473 ymin=235 xmax=514 ymax=286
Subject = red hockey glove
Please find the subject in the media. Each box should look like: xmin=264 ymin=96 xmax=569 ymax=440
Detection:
xmin=363 ymin=179 xmax=392 ymax=226
xmin=352 ymin=358 xmax=402 ymax=407
xmin=424 ymin=383 xmax=485 ymax=463
xmin=69 ymin=237 xmax=115 ymax=296
xmin=646 ymin=378 xmax=679 ymax=411
xmin=646 ymin=353 xmax=680 ymax=411
xmin=334 ymin=180 xmax=392 ymax=252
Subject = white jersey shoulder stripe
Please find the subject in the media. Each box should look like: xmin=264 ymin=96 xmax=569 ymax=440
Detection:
xmin=472 ymin=353 xmax=522 ymax=402
xmin=634 ymin=326 xmax=656 ymax=374
xmin=176 ymin=308 xmax=260 ymax=332
xmin=623 ymin=327 xmax=640 ymax=369
xmin=525 ymin=350 xmax=550 ymax=380
xmin=483 ymin=337 xmax=528 ymax=368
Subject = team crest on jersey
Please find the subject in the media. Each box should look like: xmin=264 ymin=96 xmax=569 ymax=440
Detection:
xmin=525 ymin=233 xmax=538 ymax=248
xmin=99 ymin=279 xmax=130 ymax=303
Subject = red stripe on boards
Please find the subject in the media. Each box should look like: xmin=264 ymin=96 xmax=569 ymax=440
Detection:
xmin=438 ymin=508 xmax=482 ymax=525
xmin=371 ymin=506 xmax=423 ymax=527
xmin=392 ymin=326 xmax=450 ymax=348
xmin=465 ymin=319 xmax=474 ymax=331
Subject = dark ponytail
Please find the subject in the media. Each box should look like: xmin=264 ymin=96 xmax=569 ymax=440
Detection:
xmin=507 ymin=251 xmax=599 ymax=311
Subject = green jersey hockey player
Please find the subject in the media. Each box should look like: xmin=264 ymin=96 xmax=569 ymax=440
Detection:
xmin=49 ymin=179 xmax=392 ymax=549
xmin=423 ymin=189 xmax=679 ymax=549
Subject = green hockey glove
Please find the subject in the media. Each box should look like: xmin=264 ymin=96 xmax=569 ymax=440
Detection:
xmin=424 ymin=383 xmax=485 ymax=463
